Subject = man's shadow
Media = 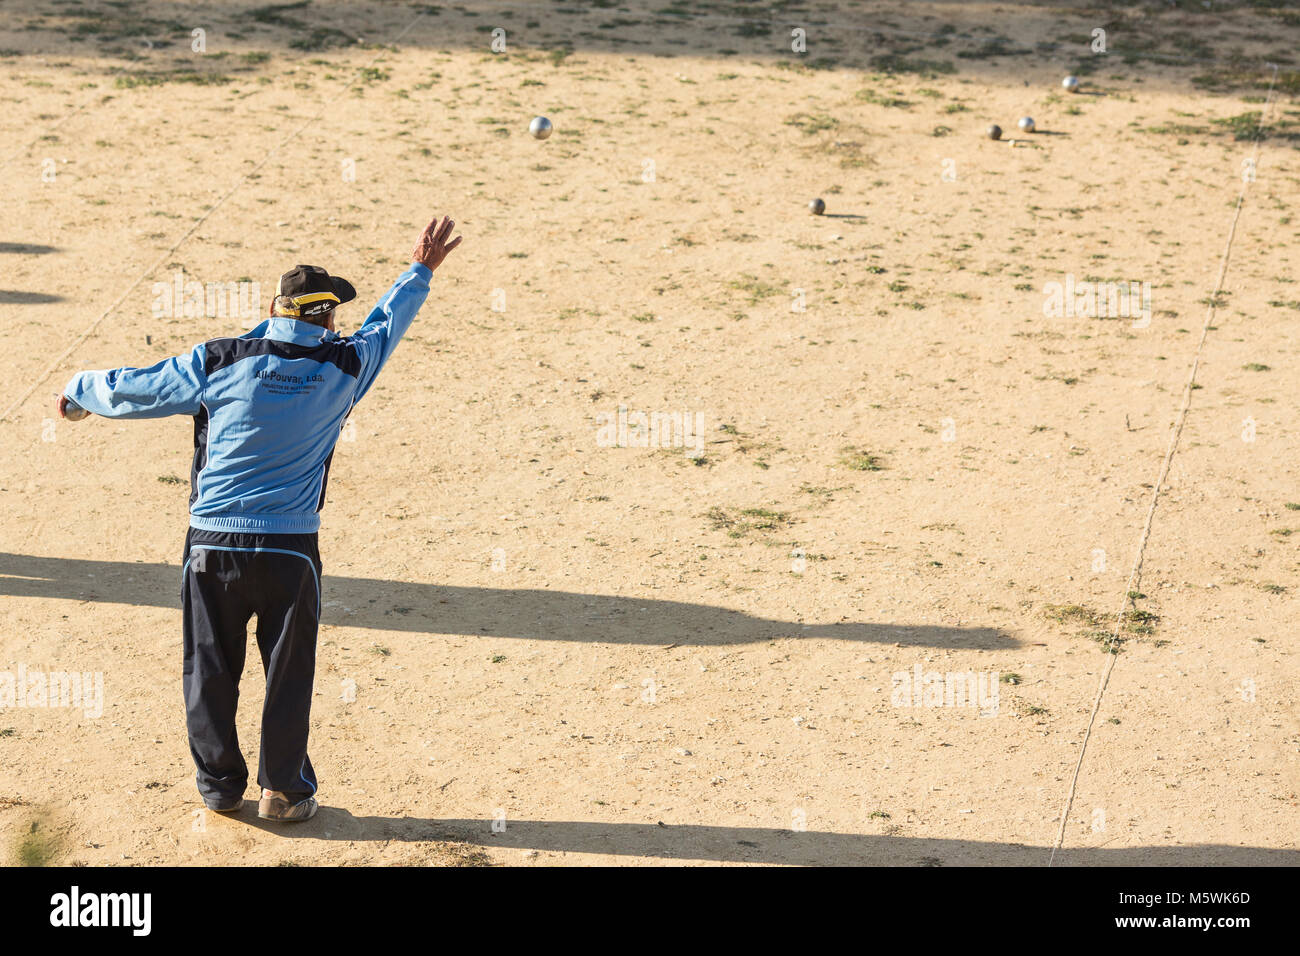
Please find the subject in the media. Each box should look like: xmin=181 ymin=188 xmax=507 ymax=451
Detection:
xmin=233 ymin=809 xmax=1300 ymax=866
xmin=0 ymin=551 xmax=1015 ymax=647
xmin=0 ymin=243 xmax=61 ymax=305
xmin=0 ymin=291 xmax=63 ymax=304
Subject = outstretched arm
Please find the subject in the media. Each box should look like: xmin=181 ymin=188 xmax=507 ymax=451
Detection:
xmin=59 ymin=344 xmax=207 ymax=420
xmin=350 ymin=215 xmax=463 ymax=403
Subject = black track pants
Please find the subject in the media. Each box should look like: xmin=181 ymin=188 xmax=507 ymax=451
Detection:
xmin=180 ymin=528 xmax=321 ymax=804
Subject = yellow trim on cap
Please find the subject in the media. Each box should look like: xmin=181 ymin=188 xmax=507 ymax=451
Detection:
xmin=291 ymin=291 xmax=340 ymax=306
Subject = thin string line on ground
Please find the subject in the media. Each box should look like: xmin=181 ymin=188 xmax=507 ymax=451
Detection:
xmin=0 ymin=13 xmax=429 ymax=425
xmin=1047 ymin=63 xmax=1280 ymax=868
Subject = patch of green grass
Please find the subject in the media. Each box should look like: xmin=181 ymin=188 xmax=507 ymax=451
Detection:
xmin=855 ymin=88 xmax=911 ymax=109
xmin=1087 ymin=630 xmax=1124 ymax=654
xmin=115 ymin=72 xmax=231 ymax=88
xmin=799 ymin=484 xmax=846 ymax=500
xmin=15 ymin=819 xmax=58 ymax=867
xmin=1122 ymin=607 xmax=1159 ymax=635
xmin=737 ymin=508 xmax=786 ymax=528
xmin=1210 ymin=111 xmax=1265 ymax=141
xmin=1144 ymin=121 xmax=1209 ymax=137
xmin=871 ymin=54 xmax=955 ymax=76
xmin=1044 ymin=603 xmax=1102 ymax=627
xmin=784 ymin=112 xmax=838 ymax=134
xmin=1193 ymin=65 xmax=1300 ymax=96
xmin=705 ymin=506 xmax=792 ymax=538
xmin=728 ymin=274 xmax=782 ymax=305
xmin=840 ymin=448 xmax=884 ymax=472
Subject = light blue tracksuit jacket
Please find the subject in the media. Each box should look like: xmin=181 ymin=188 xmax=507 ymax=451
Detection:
xmin=64 ymin=263 xmax=432 ymax=534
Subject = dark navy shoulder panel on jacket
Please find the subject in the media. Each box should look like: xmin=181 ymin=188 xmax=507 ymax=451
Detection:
xmin=203 ymin=336 xmax=362 ymax=379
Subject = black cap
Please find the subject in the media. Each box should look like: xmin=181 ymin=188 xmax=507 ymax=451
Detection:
xmin=276 ymin=265 xmax=357 ymax=318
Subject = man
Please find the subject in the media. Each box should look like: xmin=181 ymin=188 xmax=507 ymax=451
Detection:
xmin=57 ymin=215 xmax=462 ymax=821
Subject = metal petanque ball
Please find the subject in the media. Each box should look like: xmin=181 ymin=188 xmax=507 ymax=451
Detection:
xmin=1018 ymin=116 xmax=1035 ymax=133
xmin=809 ymin=198 xmax=826 ymax=215
xmin=1062 ymin=75 xmax=1080 ymax=93
xmin=529 ymin=116 xmax=553 ymax=139
xmin=986 ymin=124 xmax=1003 ymax=141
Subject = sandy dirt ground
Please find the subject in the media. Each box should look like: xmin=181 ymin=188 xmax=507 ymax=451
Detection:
xmin=0 ymin=0 xmax=1297 ymax=866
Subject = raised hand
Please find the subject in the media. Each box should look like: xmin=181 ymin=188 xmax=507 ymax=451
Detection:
xmin=412 ymin=215 xmax=463 ymax=272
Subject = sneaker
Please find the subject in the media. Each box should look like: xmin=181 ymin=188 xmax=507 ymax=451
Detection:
xmin=204 ymin=795 xmax=244 ymax=813
xmin=258 ymin=789 xmax=318 ymax=822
